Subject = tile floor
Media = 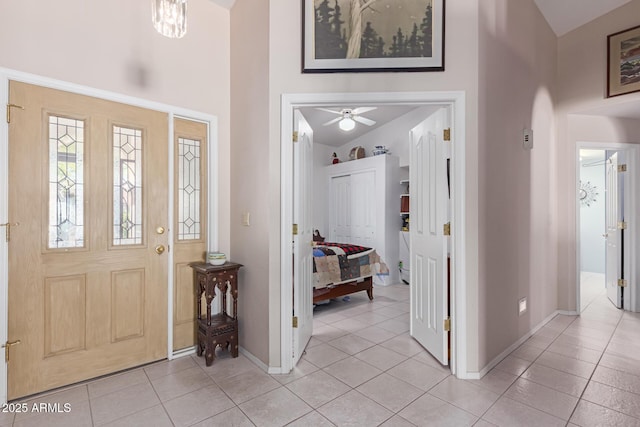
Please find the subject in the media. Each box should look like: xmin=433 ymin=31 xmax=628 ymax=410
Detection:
xmin=3 ymin=283 xmax=640 ymax=426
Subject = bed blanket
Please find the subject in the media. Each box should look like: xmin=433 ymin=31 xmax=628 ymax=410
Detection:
xmin=312 ymin=242 xmax=387 ymax=289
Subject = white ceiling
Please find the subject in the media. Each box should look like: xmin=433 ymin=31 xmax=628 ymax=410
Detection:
xmin=534 ymin=0 xmax=631 ymax=36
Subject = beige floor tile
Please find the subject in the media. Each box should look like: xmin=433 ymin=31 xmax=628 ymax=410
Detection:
xmin=323 ymin=356 xmax=383 ymax=387
xmin=312 ymin=324 xmax=351 ymax=342
xmin=318 ymin=390 xmax=394 ymax=427
xmin=599 ymin=353 xmax=640 ymax=377
xmin=504 ymin=378 xmax=578 ymax=420
xmin=151 ymin=366 xmax=215 ymax=402
xmin=546 ymin=340 xmax=603 ymax=364
xmin=493 ymin=355 xmax=532 ymax=376
xmin=200 ymin=353 xmax=263 ymax=382
xmin=380 ymin=334 xmax=426 ymax=357
xmin=399 ymin=394 xmax=477 ymax=427
xmin=553 ymin=333 xmax=607 ymax=352
xmin=375 ymin=306 xmax=407 ymax=318
xmin=387 ymin=358 xmax=450 ymax=391
xmin=215 ymin=369 xmax=281 ymax=404
xmin=351 ymin=311 xmax=390 ymax=325
xmin=467 ymin=369 xmax=518 ymax=395
xmin=190 ymin=407 xmax=254 ymax=427
xmin=380 ymin=415 xmax=417 ymax=426
xmin=376 ymin=318 xmax=410 ymax=334
xmin=14 ymin=385 xmax=89 ymax=423
xmin=483 ymin=397 xmax=565 ymax=427
xmin=286 ymin=370 xmax=351 ymax=408
xmin=0 ymin=411 xmax=13 ymax=427
xmin=353 ymin=325 xmax=399 ymax=344
xmin=570 ymin=400 xmax=640 ymax=427
xmin=520 ymin=363 xmax=588 ymax=397
xmin=13 ymin=400 xmax=92 ymax=427
xmin=429 ymin=376 xmax=500 ymax=417
xmin=356 ymin=372 xmax=424 ymax=412
xmin=582 ymin=381 xmax=640 ymax=419
xmin=102 ymin=405 xmax=173 ymax=427
xmin=286 ymin=410 xmax=336 ymax=426
xmin=328 ymin=333 xmax=376 ymax=355
xmin=90 ymin=382 xmax=160 ymax=426
xmin=354 ymin=345 xmax=408 ymax=371
xmin=143 ymin=356 xmax=197 ymax=381
xmin=411 ymin=350 xmax=451 ymax=373
xmin=271 ymin=358 xmax=320 ymax=385
xmin=524 ymin=334 xmax=555 ymax=350
xmin=88 ymin=368 xmax=149 ymax=399
xmin=473 ymin=420 xmax=498 ymax=427
xmin=239 ymin=387 xmax=312 ymax=427
xmin=535 ymin=351 xmax=596 ymax=379
xmin=302 ymin=343 xmax=350 ymax=368
xmin=163 ymin=384 xmax=235 ymax=427
xmin=606 ymin=339 xmax=640 ymax=362
xmin=332 ymin=318 xmax=370 ymax=333
xmin=508 ymin=343 xmax=545 ymax=362
xmin=591 ymin=365 xmax=640 ymax=395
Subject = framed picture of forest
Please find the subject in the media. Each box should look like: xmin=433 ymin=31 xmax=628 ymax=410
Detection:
xmin=607 ymin=25 xmax=640 ymax=97
xmin=302 ymin=0 xmax=445 ymax=73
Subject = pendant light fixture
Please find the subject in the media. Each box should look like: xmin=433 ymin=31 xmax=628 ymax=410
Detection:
xmin=152 ymin=0 xmax=188 ymax=39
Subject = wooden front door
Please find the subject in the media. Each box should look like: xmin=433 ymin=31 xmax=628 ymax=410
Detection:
xmin=7 ymin=81 xmax=169 ymax=399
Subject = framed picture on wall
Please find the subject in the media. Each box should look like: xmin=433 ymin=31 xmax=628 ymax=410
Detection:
xmin=607 ymin=24 xmax=640 ymax=97
xmin=302 ymin=0 xmax=445 ymax=73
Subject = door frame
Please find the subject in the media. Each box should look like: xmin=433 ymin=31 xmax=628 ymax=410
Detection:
xmin=0 ymin=67 xmax=219 ymax=403
xmin=575 ymin=141 xmax=638 ymax=313
xmin=280 ymin=91 xmax=469 ymax=377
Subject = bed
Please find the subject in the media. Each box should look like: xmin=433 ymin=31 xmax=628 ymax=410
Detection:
xmin=312 ymin=242 xmax=387 ymax=304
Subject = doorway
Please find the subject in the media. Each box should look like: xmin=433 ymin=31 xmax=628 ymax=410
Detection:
xmin=576 ymin=143 xmax=639 ymax=313
xmin=280 ymin=91 xmax=468 ymax=377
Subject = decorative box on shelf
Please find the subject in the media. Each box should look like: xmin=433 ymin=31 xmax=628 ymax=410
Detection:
xmin=189 ymin=261 xmax=243 ymax=366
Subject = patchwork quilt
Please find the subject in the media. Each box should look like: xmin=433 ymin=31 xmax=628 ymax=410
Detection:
xmin=312 ymin=242 xmax=388 ymax=289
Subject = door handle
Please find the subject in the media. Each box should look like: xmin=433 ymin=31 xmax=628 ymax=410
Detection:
xmin=155 ymin=245 xmax=165 ymax=255
xmin=602 ymin=233 xmax=608 ymax=238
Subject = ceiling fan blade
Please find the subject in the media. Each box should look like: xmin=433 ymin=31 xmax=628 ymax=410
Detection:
xmin=352 ymin=106 xmax=377 ymax=115
xmin=322 ymin=117 xmax=342 ymax=126
xmin=316 ymin=107 xmax=343 ymax=115
xmin=354 ymin=116 xmax=376 ymax=126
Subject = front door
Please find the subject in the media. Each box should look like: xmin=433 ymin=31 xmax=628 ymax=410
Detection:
xmin=7 ymin=81 xmax=169 ymax=399
xmin=409 ymin=107 xmax=449 ymax=365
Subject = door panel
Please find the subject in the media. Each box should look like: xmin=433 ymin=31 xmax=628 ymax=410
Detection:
xmin=330 ymin=175 xmax=351 ymax=242
xmin=410 ymin=108 xmax=448 ymax=365
xmin=8 ymin=81 xmax=169 ymax=399
xmin=293 ymin=110 xmax=313 ymax=365
xmin=605 ymin=153 xmax=622 ymax=308
xmin=350 ymin=171 xmax=376 ymax=247
xmin=172 ymin=118 xmax=208 ymax=351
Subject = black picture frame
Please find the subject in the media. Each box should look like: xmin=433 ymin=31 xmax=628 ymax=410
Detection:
xmin=607 ymin=24 xmax=640 ymax=98
xmin=302 ymin=0 xmax=445 ymax=73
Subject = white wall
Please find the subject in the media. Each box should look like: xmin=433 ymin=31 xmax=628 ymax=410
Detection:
xmin=579 ymin=151 xmax=605 ymax=274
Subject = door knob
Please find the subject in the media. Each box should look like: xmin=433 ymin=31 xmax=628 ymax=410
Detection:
xmin=156 ymin=226 xmax=165 ymax=235
xmin=155 ymin=245 xmax=165 ymax=255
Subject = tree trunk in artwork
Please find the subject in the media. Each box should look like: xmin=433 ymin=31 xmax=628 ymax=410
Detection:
xmin=346 ymin=0 xmax=377 ymax=59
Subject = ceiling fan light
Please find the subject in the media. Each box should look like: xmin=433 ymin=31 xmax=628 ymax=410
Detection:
xmin=152 ymin=0 xmax=187 ymax=39
xmin=339 ymin=118 xmax=356 ymax=131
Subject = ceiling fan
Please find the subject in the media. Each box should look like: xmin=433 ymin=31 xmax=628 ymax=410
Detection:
xmin=318 ymin=107 xmax=377 ymax=131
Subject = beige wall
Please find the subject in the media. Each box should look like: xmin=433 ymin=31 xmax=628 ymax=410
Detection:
xmin=556 ymin=0 xmax=640 ymax=311
xmin=477 ymin=0 xmax=558 ymax=369
xmin=0 ymin=0 xmax=232 ymax=258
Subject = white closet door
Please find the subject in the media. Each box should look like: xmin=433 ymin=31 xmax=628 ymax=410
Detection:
xmin=350 ymin=170 xmax=376 ymax=247
xmin=330 ymin=175 xmax=351 ymax=242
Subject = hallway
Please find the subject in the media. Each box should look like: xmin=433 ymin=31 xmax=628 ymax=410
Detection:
xmin=3 ymin=285 xmax=639 ymax=426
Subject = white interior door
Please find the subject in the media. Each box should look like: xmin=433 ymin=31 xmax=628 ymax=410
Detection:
xmin=410 ymin=107 xmax=449 ymax=365
xmin=292 ymin=110 xmax=313 ymax=364
xmin=605 ymin=153 xmax=622 ymax=308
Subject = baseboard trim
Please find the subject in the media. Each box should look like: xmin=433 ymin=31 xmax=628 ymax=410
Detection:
xmin=238 ymin=347 xmax=272 ymax=373
xmin=170 ymin=346 xmax=196 ymax=359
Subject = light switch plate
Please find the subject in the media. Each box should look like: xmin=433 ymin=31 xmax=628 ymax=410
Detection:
xmin=518 ymin=297 xmax=527 ymax=315
xmin=242 ymin=212 xmax=250 ymax=226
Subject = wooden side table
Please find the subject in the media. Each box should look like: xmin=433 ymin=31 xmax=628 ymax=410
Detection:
xmin=189 ymin=261 xmax=243 ymax=366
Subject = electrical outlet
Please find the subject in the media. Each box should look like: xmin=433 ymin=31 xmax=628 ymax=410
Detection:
xmin=518 ymin=297 xmax=527 ymax=315
xmin=523 ymin=128 xmax=533 ymax=150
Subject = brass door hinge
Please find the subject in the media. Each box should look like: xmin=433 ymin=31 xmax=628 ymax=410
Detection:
xmin=292 ymin=316 xmax=298 ymax=328
xmin=443 ymin=128 xmax=451 ymax=141
xmin=292 ymin=224 xmax=298 ymax=235
xmin=6 ymin=103 xmax=24 ymax=124
xmin=618 ymin=279 xmax=628 ymax=288
xmin=618 ymin=221 xmax=628 ymax=230
xmin=443 ymin=222 xmax=451 ymax=236
xmin=293 ymin=131 xmax=299 ymax=143
xmin=618 ymin=164 xmax=627 ymax=173
xmin=444 ymin=317 xmax=451 ymax=332
xmin=0 ymin=222 xmax=19 ymax=242
xmin=2 ymin=340 xmax=21 ymax=363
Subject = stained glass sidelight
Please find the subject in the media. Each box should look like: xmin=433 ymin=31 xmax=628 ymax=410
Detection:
xmin=48 ymin=116 xmax=85 ymax=249
xmin=113 ymin=126 xmax=143 ymax=246
xmin=178 ymin=137 xmax=201 ymax=240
